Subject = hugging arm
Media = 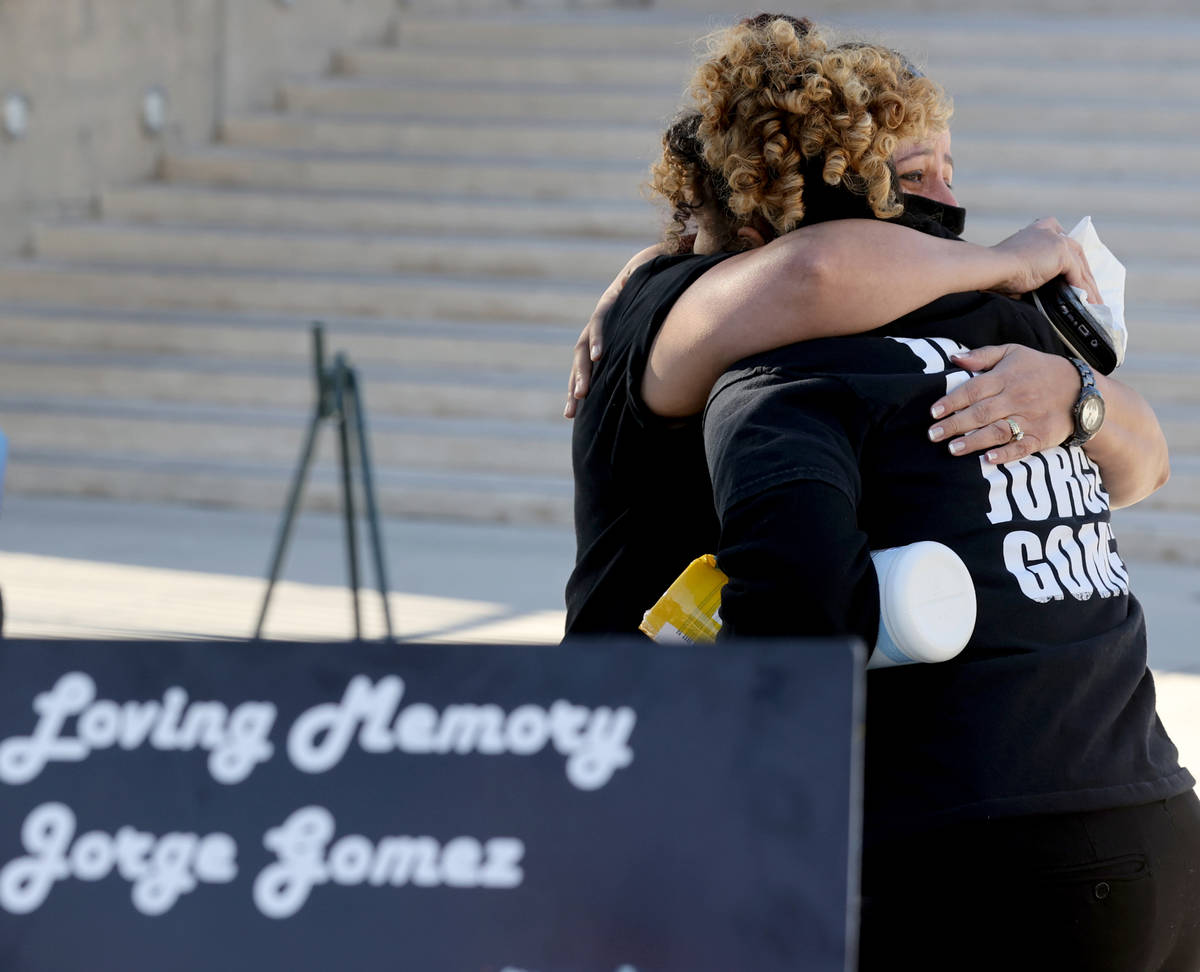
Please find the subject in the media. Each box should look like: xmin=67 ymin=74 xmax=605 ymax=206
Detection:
xmin=707 ymin=377 xmax=879 ymax=645
xmin=565 ymin=244 xmax=663 ymax=418
xmin=717 ymin=480 xmax=879 ymax=645
xmin=565 ymin=217 xmax=1165 ymax=506
xmin=643 ymin=218 xmax=1097 ymax=417
xmin=567 ymin=218 xmax=1092 ymax=419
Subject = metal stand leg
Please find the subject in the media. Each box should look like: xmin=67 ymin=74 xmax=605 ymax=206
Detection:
xmin=254 ymin=323 xmax=394 ymax=642
xmin=334 ymin=358 xmax=362 ymax=640
xmin=254 ymin=403 xmax=323 ymax=639
xmin=348 ymin=370 xmax=393 ymax=640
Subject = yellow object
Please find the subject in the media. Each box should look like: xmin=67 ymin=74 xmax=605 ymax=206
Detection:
xmin=639 ymin=554 xmax=729 ymax=645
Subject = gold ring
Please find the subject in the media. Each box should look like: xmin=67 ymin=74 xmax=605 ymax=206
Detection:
xmin=1006 ymin=417 xmax=1024 ymax=442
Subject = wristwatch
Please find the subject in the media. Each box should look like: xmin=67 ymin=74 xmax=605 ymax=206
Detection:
xmin=1063 ymin=356 xmax=1105 ymax=448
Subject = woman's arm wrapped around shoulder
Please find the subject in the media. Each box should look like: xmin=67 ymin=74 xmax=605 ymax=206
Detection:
xmin=644 ymin=217 xmax=1098 ymax=417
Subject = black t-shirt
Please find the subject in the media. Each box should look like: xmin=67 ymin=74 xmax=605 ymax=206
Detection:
xmin=705 ymin=292 xmax=1193 ymax=841
xmin=565 ymin=252 xmax=733 ymax=636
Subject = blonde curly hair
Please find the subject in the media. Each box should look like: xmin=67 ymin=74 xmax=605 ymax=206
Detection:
xmin=651 ymin=15 xmax=952 ymax=239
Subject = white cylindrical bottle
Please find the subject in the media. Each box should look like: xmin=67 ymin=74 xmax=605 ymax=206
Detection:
xmin=866 ymin=541 xmax=977 ymax=670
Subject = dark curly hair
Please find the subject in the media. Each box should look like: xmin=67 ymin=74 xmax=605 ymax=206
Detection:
xmin=648 ymin=111 xmax=739 ymax=253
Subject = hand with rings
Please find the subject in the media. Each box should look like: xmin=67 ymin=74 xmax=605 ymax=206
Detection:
xmin=926 ymin=344 xmax=1078 ymax=464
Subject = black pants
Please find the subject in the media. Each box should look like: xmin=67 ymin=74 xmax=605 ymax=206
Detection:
xmin=859 ymin=791 xmax=1200 ymax=971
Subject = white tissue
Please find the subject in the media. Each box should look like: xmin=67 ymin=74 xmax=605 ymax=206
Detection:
xmin=1066 ymin=216 xmax=1127 ymax=367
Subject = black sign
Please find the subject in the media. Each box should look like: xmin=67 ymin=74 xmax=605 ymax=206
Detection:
xmin=0 ymin=637 xmax=864 ymax=972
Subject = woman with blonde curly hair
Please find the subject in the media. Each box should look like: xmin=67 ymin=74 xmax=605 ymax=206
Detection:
xmin=566 ymin=15 xmax=1129 ymax=635
xmin=667 ymin=15 xmax=1196 ymax=970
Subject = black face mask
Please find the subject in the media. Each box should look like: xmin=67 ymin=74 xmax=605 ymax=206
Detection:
xmin=900 ymin=192 xmax=967 ymax=238
xmin=789 ymin=156 xmax=880 ymax=228
xmin=784 ymin=157 xmax=967 ymax=239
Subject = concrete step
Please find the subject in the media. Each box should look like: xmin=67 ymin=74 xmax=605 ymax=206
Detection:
xmin=1143 ymin=402 xmax=1200 ymax=453
xmin=100 ymin=185 xmax=657 ymax=240
xmin=659 ymin=0 xmax=1199 ymax=15
xmin=381 ymin=16 xmax=696 ymax=56
xmin=1114 ymin=356 xmax=1200 ymax=409
xmin=947 ymin=93 xmax=1200 ymax=140
xmin=4 ymin=431 xmax=1190 ymax=536
xmin=1120 ymin=261 xmax=1200 ymax=309
xmin=161 ymin=145 xmax=645 ymax=199
xmin=11 ymin=237 xmax=1197 ymax=353
xmin=158 ymin=145 xmax=1200 ymax=228
xmin=952 ymin=174 xmax=1200 ymax=228
xmin=0 ymin=397 xmax=570 ymax=476
xmin=77 ymin=220 xmax=1196 ymax=314
xmin=221 ymin=113 xmax=663 ymax=162
xmin=335 ymin=43 xmax=1200 ymax=107
xmin=32 ymin=222 xmax=636 ymax=283
xmin=1139 ymin=454 xmax=1200 ymax=515
xmin=274 ymin=76 xmax=1200 ymax=139
xmin=964 ymin=215 xmax=1200 ymax=260
xmin=0 ymin=302 xmax=1190 ymax=403
xmin=220 ymin=112 xmax=1200 ymax=185
xmin=14 ymin=243 xmax=1200 ymax=332
xmin=277 ymin=78 xmax=682 ymax=123
xmin=82 ymin=192 xmax=1200 ymax=310
xmin=0 ymin=303 xmax=575 ymax=371
xmin=0 ymin=308 xmax=1191 ymax=414
xmin=1124 ymin=306 xmax=1200 ymax=356
xmin=4 ymin=448 xmax=573 ymax=524
xmin=0 ymin=261 xmax=599 ymax=323
xmin=333 ymin=46 xmax=693 ymax=85
xmin=276 ymin=76 xmax=1200 ymax=140
xmin=0 ymin=352 xmax=564 ymax=420
xmin=951 ymin=132 xmax=1200 ymax=183
xmin=7 ymin=437 xmax=1187 ymax=536
xmin=1112 ymin=508 xmax=1200 ymax=567
xmin=386 ymin=14 xmax=1200 ymax=63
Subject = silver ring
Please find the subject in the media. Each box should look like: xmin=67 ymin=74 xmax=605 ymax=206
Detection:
xmin=1006 ymin=417 xmax=1024 ymax=442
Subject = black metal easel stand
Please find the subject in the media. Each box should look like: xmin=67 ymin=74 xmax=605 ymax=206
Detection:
xmin=254 ymin=324 xmax=394 ymax=640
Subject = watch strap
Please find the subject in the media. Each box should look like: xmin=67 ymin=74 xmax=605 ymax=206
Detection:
xmin=1064 ymin=356 xmax=1102 ymax=448
xmin=1068 ymin=356 xmax=1096 ymax=394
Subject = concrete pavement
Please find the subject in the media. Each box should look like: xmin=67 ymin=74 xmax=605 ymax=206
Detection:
xmin=0 ymin=494 xmax=573 ymax=644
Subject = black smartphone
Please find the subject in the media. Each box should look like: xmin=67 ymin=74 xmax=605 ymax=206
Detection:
xmin=1024 ymin=278 xmax=1119 ymax=375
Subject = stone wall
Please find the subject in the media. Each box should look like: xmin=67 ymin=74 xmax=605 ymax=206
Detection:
xmin=0 ymin=0 xmax=398 ymax=257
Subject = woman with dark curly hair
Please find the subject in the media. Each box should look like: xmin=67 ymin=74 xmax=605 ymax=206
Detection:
xmin=663 ymin=15 xmax=1198 ymax=970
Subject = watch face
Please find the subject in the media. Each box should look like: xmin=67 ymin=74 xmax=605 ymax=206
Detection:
xmin=1081 ymin=394 xmax=1105 ymax=433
